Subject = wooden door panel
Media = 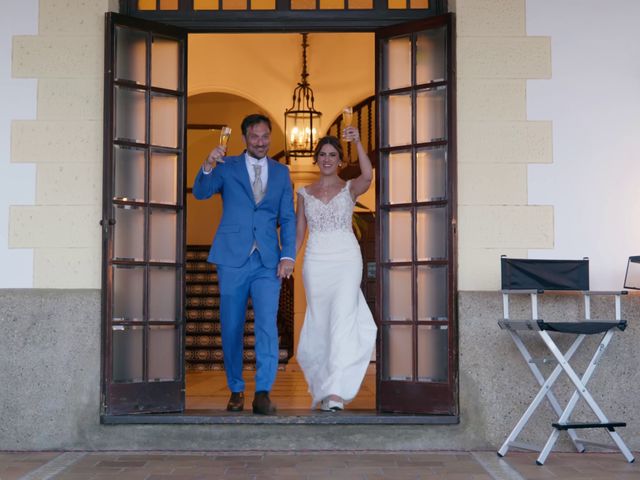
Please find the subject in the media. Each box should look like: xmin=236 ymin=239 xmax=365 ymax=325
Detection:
xmin=376 ymin=14 xmax=457 ymax=415
xmin=102 ymin=12 xmax=187 ymax=415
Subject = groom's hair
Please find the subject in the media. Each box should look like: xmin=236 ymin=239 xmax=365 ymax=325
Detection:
xmin=241 ymin=114 xmax=272 ymax=136
xmin=313 ymin=136 xmax=343 ymax=164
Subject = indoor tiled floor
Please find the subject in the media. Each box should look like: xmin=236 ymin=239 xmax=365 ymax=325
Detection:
xmin=0 ymin=450 xmax=637 ymax=480
xmin=186 ymin=367 xmax=376 ymax=411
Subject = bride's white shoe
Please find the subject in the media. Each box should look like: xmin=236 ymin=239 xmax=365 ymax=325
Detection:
xmin=320 ymin=398 xmax=344 ymax=412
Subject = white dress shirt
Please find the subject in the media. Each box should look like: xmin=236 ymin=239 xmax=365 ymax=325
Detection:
xmin=201 ymin=152 xmax=268 ymax=188
xmin=245 ymin=153 xmax=268 ymax=188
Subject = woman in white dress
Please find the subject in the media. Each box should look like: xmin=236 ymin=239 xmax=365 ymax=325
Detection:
xmin=295 ymin=126 xmax=377 ymax=412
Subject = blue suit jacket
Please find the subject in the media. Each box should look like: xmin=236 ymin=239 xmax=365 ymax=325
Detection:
xmin=192 ymin=154 xmax=296 ymax=268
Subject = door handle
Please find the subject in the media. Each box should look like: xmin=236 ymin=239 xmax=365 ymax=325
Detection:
xmin=99 ymin=218 xmax=116 ymax=233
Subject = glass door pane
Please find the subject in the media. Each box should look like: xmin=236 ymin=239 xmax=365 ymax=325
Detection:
xmin=382 ymin=324 xmax=413 ymax=380
xmin=376 ymin=15 xmax=456 ymax=415
xmin=416 ymin=147 xmax=446 ymax=201
xmin=115 ymin=26 xmax=146 ymax=84
xmin=151 ymin=35 xmax=180 ymax=90
xmin=114 ymin=146 xmax=145 ymax=201
xmin=115 ymin=86 xmax=146 ymax=143
xmin=382 ymin=93 xmax=412 ymax=147
xmin=382 ymin=35 xmax=411 ymax=90
xmin=416 ymin=87 xmax=446 ymax=143
xmin=385 ymin=150 xmax=412 ymax=204
xmin=416 ymin=28 xmax=446 ymax=84
xmin=102 ymin=12 xmax=186 ymax=415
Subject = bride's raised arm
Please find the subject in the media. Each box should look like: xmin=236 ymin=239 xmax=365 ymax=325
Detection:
xmin=344 ymin=126 xmax=373 ymax=199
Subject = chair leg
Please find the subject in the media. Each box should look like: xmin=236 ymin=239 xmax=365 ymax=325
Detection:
xmin=498 ymin=331 xmax=585 ymax=457
xmin=539 ymin=330 xmax=635 ymax=464
xmin=537 ymin=429 xmax=561 ymax=465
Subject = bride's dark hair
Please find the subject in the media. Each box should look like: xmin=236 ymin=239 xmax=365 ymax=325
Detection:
xmin=313 ymin=136 xmax=343 ymax=164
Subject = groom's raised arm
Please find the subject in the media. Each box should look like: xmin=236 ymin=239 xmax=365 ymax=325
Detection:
xmin=192 ymin=161 xmax=224 ymax=200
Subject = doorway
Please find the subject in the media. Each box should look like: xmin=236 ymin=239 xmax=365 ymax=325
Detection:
xmin=183 ymin=32 xmax=377 ymax=412
xmin=101 ymin=12 xmax=457 ymax=419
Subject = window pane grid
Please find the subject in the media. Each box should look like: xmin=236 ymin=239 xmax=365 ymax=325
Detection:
xmin=378 ymin=23 xmax=452 ymax=391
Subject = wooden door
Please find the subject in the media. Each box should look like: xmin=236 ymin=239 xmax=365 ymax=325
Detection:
xmin=376 ymin=14 xmax=458 ymax=415
xmin=101 ymin=12 xmax=187 ymax=415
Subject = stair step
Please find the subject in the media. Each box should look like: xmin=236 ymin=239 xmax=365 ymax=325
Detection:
xmin=186 ymin=309 xmax=254 ymax=321
xmin=186 ymin=322 xmax=255 ymax=334
xmin=185 ymin=272 xmax=217 ymax=283
xmin=186 ymin=262 xmax=216 ymax=272
xmin=186 ymin=363 xmax=286 ymax=372
xmin=185 ymin=348 xmax=289 ymax=363
xmin=185 ymin=335 xmax=256 ymax=348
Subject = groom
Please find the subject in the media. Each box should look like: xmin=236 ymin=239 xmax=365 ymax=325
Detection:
xmin=192 ymin=114 xmax=296 ymax=415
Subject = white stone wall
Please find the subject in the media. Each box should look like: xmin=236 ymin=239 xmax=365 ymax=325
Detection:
xmin=0 ymin=0 xmax=38 ymax=287
xmin=456 ymin=0 xmax=553 ymax=290
xmin=8 ymin=0 xmax=117 ymax=288
xmin=527 ymin=0 xmax=640 ymax=290
xmin=2 ymin=0 xmax=639 ymax=290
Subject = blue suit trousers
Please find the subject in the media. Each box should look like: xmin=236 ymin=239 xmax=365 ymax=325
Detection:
xmin=216 ymin=250 xmax=281 ymax=393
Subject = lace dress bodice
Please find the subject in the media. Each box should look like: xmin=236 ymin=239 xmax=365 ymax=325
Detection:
xmin=298 ymin=181 xmax=358 ymax=252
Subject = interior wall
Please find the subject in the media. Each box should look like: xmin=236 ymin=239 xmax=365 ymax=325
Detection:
xmin=188 ymin=33 xmax=375 ymax=137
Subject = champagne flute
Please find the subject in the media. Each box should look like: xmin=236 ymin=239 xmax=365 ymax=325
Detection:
xmin=342 ymin=106 xmax=353 ymax=128
xmin=219 ymin=126 xmax=232 ymax=148
xmin=342 ymin=106 xmax=353 ymax=141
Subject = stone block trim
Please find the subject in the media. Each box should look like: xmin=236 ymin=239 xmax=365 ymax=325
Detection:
xmin=455 ymin=0 xmax=555 ymax=290
xmin=39 ymin=0 xmax=117 ymax=36
xmin=12 ymin=35 xmax=102 ymax=78
xmin=458 ymin=36 xmax=551 ymax=79
xmin=458 ymin=205 xmax=553 ymax=249
xmin=12 ymin=120 xmax=101 ymax=164
xmin=9 ymin=205 xmax=101 ymax=249
xmin=36 ymin=164 xmax=102 ymax=205
xmin=9 ymin=1 xmax=112 ymax=288
xmin=457 ymin=248 xmax=527 ymax=291
xmin=38 ymin=78 xmax=103 ymax=120
xmin=458 ymin=163 xmax=527 ymax=205
xmin=455 ymin=0 xmax=525 ymax=37
xmin=34 ymin=247 xmax=101 ymax=288
xmin=457 ymin=79 xmax=527 ymax=122
xmin=458 ymin=121 xmax=552 ymax=164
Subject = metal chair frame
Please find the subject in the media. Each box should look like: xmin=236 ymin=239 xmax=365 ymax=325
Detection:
xmin=497 ymin=258 xmax=635 ymax=466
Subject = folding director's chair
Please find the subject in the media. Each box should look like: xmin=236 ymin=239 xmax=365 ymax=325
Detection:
xmin=497 ymin=256 xmax=635 ymax=465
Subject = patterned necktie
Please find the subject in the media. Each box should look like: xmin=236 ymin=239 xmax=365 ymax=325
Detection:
xmin=252 ymin=164 xmax=264 ymax=203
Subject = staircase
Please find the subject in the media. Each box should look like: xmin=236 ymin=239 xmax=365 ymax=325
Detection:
xmin=185 ymin=245 xmax=294 ymax=372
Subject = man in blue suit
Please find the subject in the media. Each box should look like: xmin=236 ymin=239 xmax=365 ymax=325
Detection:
xmin=192 ymin=114 xmax=296 ymax=415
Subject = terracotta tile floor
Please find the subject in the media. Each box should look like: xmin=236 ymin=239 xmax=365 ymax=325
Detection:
xmin=0 ymin=450 xmax=636 ymax=480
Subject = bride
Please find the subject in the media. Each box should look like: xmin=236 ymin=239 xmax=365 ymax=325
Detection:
xmin=295 ymin=126 xmax=377 ymax=412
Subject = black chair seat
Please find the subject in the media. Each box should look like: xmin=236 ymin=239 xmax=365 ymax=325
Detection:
xmin=537 ymin=320 xmax=627 ymax=335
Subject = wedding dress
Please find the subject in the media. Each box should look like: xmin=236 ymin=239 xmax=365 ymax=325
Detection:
xmin=296 ymin=180 xmax=377 ymax=408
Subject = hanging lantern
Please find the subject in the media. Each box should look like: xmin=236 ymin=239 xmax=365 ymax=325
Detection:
xmin=284 ymin=33 xmax=322 ymax=161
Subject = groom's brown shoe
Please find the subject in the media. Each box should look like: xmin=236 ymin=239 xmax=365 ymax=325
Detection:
xmin=252 ymin=391 xmax=276 ymax=415
xmin=226 ymin=392 xmax=244 ymax=412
